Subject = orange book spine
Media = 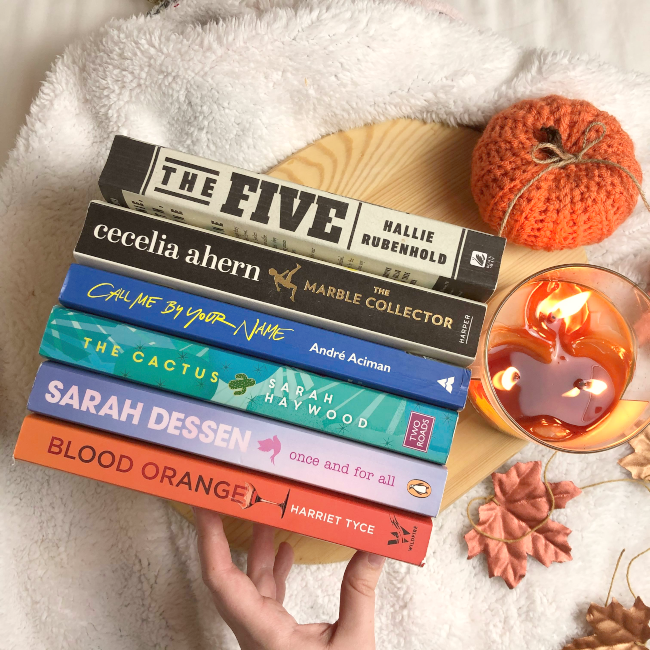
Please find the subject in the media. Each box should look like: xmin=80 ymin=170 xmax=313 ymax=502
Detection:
xmin=15 ymin=415 xmax=432 ymax=565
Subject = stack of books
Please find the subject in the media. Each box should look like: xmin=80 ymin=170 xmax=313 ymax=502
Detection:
xmin=14 ymin=136 xmax=505 ymax=566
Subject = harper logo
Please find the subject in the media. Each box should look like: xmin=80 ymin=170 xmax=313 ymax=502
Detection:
xmin=269 ymin=263 xmax=301 ymax=302
xmin=257 ymin=435 xmax=281 ymax=464
xmin=407 ymin=479 xmax=432 ymax=499
xmin=470 ymin=251 xmax=487 ymax=268
xmin=437 ymin=376 xmax=454 ymax=393
xmin=387 ymin=514 xmax=412 ymax=545
xmin=228 ymin=373 xmax=256 ymax=395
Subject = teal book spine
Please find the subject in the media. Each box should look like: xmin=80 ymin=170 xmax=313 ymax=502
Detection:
xmin=41 ymin=307 xmax=457 ymax=463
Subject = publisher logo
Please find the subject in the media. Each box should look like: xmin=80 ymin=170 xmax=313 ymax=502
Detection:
xmin=388 ymin=514 xmax=414 ymax=545
xmin=470 ymin=250 xmax=487 ymax=268
xmin=407 ymin=479 xmax=432 ymax=499
xmin=437 ymin=376 xmax=454 ymax=393
xmin=403 ymin=412 xmax=435 ymax=452
xmin=269 ymin=263 xmax=301 ymax=302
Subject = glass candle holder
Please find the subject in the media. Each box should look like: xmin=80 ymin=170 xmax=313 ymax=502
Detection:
xmin=469 ymin=264 xmax=650 ymax=452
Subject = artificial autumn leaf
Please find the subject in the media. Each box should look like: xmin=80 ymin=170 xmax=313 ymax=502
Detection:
xmin=465 ymin=460 xmax=581 ymax=589
xmin=562 ymin=597 xmax=650 ymax=650
xmin=619 ymin=430 xmax=650 ymax=481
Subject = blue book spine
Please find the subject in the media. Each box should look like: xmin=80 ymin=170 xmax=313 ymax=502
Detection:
xmin=28 ymin=362 xmax=447 ymax=517
xmin=59 ymin=264 xmax=470 ymax=409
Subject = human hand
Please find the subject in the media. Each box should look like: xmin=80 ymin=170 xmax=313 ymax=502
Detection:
xmin=194 ymin=507 xmax=386 ymax=650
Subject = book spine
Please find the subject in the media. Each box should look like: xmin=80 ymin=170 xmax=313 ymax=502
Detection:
xmin=99 ymin=136 xmax=504 ymax=301
xmin=41 ymin=306 xmax=457 ymax=464
xmin=28 ymin=362 xmax=448 ymax=517
xmin=74 ymin=202 xmax=486 ymax=366
xmin=59 ymin=264 xmax=470 ymax=410
xmin=16 ymin=414 xmax=433 ymax=565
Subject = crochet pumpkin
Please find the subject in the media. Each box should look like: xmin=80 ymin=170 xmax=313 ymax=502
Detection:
xmin=471 ymin=95 xmax=643 ymax=250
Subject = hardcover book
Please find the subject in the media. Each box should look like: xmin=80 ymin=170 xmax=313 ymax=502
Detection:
xmin=28 ymin=362 xmax=448 ymax=517
xmin=15 ymin=415 xmax=433 ymax=566
xmin=99 ymin=135 xmax=504 ymax=301
xmin=74 ymin=201 xmax=486 ymax=365
xmin=59 ymin=264 xmax=470 ymax=410
xmin=41 ymin=306 xmax=457 ymax=464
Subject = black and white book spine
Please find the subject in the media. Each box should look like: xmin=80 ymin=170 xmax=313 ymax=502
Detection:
xmin=74 ymin=201 xmax=486 ymax=366
xmin=99 ymin=135 xmax=505 ymax=301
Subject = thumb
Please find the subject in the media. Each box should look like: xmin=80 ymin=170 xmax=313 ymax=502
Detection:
xmin=334 ymin=552 xmax=385 ymax=647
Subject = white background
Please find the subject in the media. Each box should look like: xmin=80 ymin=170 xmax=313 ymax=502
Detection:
xmin=1 ymin=0 xmax=650 ymax=167
xmin=1 ymin=4 xmax=649 ymax=649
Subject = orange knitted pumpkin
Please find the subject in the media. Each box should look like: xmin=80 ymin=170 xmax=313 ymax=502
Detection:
xmin=471 ymin=95 xmax=643 ymax=250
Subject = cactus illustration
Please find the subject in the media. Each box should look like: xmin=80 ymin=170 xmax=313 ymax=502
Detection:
xmin=228 ymin=373 xmax=256 ymax=395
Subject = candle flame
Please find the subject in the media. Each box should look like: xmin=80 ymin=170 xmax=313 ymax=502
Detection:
xmin=536 ymin=290 xmax=592 ymax=321
xmin=493 ymin=366 xmax=520 ymax=391
xmin=584 ymin=379 xmax=608 ymax=395
xmin=561 ymin=379 xmax=608 ymax=397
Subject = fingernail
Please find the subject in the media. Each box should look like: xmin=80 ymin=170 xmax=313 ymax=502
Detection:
xmin=367 ymin=553 xmax=386 ymax=568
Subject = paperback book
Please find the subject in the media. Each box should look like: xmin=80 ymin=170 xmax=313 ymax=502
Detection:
xmin=28 ymin=362 xmax=448 ymax=517
xmin=59 ymin=264 xmax=471 ymax=410
xmin=41 ymin=306 xmax=457 ymax=464
xmin=15 ymin=415 xmax=433 ymax=565
xmin=74 ymin=202 xmax=486 ymax=365
xmin=99 ymin=135 xmax=504 ymax=301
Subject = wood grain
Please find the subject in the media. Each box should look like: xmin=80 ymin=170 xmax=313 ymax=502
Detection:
xmin=170 ymin=119 xmax=587 ymax=564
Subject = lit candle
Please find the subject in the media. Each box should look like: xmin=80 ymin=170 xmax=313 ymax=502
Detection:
xmin=487 ymin=280 xmax=633 ymax=441
xmin=469 ymin=265 xmax=650 ymax=453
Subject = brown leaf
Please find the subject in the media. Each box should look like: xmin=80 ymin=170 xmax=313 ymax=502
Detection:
xmin=465 ymin=460 xmax=581 ymax=588
xmin=562 ymin=597 xmax=650 ymax=650
xmin=619 ymin=430 xmax=650 ymax=481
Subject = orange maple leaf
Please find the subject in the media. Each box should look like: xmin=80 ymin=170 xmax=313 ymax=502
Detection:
xmin=562 ymin=597 xmax=650 ymax=650
xmin=619 ymin=430 xmax=650 ymax=481
xmin=465 ymin=460 xmax=582 ymax=588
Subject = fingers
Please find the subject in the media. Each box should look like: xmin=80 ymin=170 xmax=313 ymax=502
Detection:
xmin=247 ymin=526 xmax=295 ymax=605
xmin=335 ymin=551 xmax=386 ymax=647
xmin=193 ymin=507 xmax=237 ymax=590
xmin=193 ymin=508 xmax=263 ymax=624
xmin=273 ymin=542 xmax=294 ymax=605
xmin=247 ymin=524 xmax=280 ymax=599
xmin=195 ymin=511 xmax=302 ymax=650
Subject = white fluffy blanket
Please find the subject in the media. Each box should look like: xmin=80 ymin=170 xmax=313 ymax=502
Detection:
xmin=2 ymin=1 xmax=650 ymax=648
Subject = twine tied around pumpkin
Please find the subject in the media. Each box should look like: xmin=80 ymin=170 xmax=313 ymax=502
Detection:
xmin=498 ymin=121 xmax=650 ymax=237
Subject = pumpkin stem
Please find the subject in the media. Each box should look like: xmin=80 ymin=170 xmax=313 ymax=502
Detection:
xmin=540 ymin=126 xmax=564 ymax=148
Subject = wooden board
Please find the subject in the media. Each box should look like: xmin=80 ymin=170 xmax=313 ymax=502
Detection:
xmin=170 ymin=118 xmax=588 ymax=563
